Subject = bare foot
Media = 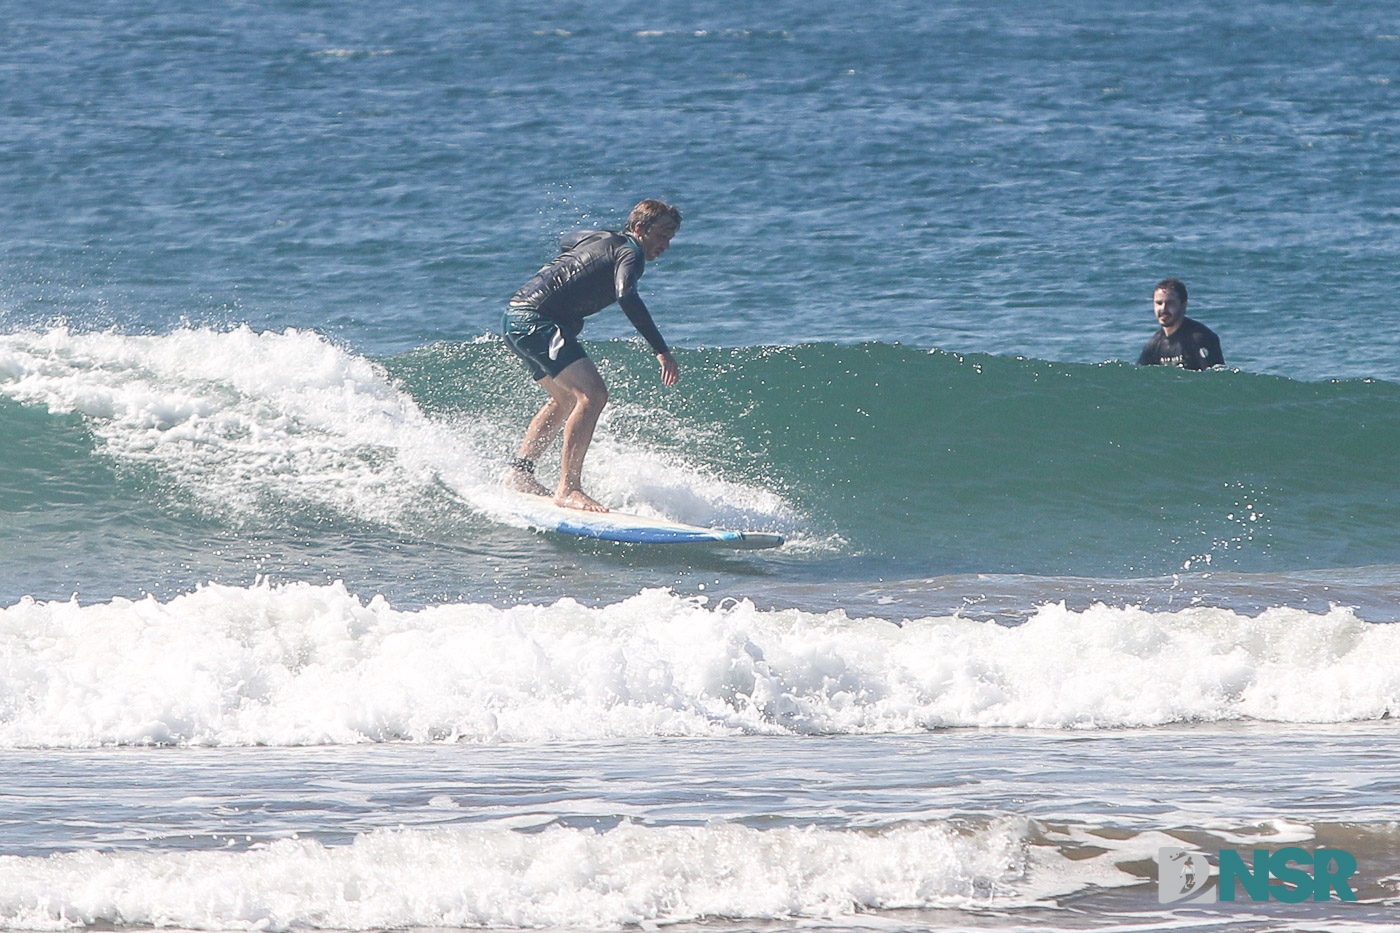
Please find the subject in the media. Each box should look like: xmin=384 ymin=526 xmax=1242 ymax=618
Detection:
xmin=555 ymin=488 xmax=609 ymax=512
xmin=506 ymin=465 xmax=550 ymax=497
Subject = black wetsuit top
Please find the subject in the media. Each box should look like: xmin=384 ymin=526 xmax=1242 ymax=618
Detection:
xmin=1137 ymin=317 xmax=1224 ymax=370
xmin=510 ymin=230 xmax=668 ymax=354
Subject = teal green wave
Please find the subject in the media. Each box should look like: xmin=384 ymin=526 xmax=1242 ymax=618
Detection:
xmin=390 ymin=340 xmax=1400 ymax=576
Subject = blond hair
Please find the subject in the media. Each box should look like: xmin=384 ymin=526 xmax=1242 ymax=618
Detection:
xmin=625 ymin=199 xmax=682 ymax=234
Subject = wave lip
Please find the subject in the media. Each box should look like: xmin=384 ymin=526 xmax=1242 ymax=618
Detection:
xmin=1 ymin=583 xmax=1397 ymax=749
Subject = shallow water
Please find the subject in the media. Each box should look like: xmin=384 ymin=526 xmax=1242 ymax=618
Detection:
xmin=3 ymin=726 xmax=1397 ymax=931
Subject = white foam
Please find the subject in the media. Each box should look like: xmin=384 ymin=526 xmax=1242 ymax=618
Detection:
xmin=0 ymin=583 xmax=1396 ymax=748
xmin=0 ymin=326 xmax=801 ymax=535
xmin=0 ymin=326 xmax=445 ymax=526
xmin=0 ymin=818 xmax=1097 ymax=931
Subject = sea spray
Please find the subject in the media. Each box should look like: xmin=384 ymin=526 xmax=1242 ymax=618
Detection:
xmin=0 ymin=327 xmax=804 ymax=539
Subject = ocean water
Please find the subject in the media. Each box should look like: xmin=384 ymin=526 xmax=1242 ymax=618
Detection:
xmin=1 ymin=0 xmax=1399 ymax=930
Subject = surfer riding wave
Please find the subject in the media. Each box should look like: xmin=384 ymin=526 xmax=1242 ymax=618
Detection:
xmin=502 ymin=199 xmax=681 ymax=512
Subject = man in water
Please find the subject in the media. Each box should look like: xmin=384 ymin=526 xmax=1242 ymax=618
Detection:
xmin=1137 ymin=277 xmax=1224 ymax=370
xmin=502 ymin=199 xmax=681 ymax=512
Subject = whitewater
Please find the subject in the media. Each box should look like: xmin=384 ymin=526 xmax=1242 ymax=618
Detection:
xmin=1 ymin=582 xmax=1397 ymax=749
xmin=5 ymin=0 xmax=1400 ymax=929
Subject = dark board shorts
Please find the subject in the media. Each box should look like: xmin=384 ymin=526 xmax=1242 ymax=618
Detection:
xmin=502 ymin=305 xmax=586 ymax=381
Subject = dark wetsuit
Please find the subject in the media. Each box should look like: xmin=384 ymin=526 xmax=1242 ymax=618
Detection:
xmin=503 ymin=230 xmax=668 ymax=381
xmin=1137 ymin=317 xmax=1224 ymax=370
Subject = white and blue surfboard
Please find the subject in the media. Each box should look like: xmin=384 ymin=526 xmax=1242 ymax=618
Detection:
xmin=502 ymin=493 xmax=784 ymax=549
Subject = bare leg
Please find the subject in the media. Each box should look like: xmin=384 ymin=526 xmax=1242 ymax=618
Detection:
xmin=507 ymin=382 xmax=576 ymax=497
xmin=549 ymin=357 xmax=609 ymax=512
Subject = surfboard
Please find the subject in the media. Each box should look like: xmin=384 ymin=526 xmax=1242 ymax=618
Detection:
xmin=500 ymin=492 xmax=785 ymax=549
